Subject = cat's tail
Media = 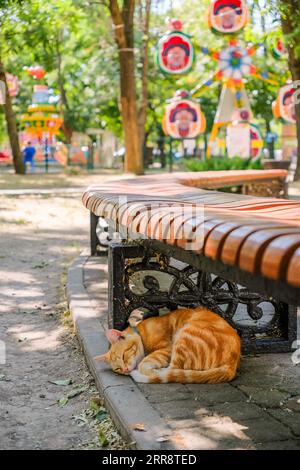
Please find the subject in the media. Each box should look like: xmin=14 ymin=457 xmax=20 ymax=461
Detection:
xmin=132 ymin=364 xmax=237 ymax=384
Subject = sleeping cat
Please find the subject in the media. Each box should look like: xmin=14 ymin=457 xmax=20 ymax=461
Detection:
xmin=95 ymin=307 xmax=241 ymax=384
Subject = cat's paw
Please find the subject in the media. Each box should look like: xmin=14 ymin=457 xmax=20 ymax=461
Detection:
xmin=130 ymin=369 xmax=150 ymax=383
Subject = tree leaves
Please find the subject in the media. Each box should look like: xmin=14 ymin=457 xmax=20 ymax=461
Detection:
xmin=57 ymin=385 xmax=87 ymax=406
xmin=49 ymin=378 xmax=72 ymax=386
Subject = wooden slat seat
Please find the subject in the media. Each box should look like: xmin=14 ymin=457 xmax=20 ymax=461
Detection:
xmin=83 ymin=170 xmax=300 ymax=292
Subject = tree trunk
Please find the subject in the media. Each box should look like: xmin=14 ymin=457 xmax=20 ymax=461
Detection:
xmin=137 ymin=0 xmax=151 ymax=151
xmin=281 ymin=0 xmax=300 ymax=181
xmin=0 ymin=61 xmax=25 ymax=174
xmin=108 ymin=0 xmax=143 ymax=175
xmin=119 ymin=49 xmax=143 ymax=174
xmin=56 ymin=34 xmax=73 ymax=145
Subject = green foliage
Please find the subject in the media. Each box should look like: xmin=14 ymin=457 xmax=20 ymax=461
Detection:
xmin=0 ymin=0 xmax=121 ymax=140
xmin=0 ymin=0 xmax=296 ymax=152
xmin=183 ymin=156 xmax=263 ymax=172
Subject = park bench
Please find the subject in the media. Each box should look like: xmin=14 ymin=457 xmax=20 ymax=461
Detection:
xmin=82 ymin=169 xmax=300 ymax=354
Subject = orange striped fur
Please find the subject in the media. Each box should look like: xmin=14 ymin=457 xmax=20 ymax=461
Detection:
xmin=95 ymin=307 xmax=241 ymax=384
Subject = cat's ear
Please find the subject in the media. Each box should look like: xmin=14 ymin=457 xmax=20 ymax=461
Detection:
xmin=94 ymin=353 xmax=109 ymax=362
xmin=106 ymin=329 xmax=125 ymax=344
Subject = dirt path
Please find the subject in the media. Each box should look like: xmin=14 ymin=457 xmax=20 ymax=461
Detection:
xmin=0 ymin=193 xmax=126 ymax=450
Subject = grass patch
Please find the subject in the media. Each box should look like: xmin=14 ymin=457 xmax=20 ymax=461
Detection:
xmin=182 ymin=156 xmax=263 ymax=172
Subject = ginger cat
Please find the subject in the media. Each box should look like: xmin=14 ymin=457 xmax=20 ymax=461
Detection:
xmin=95 ymin=307 xmax=241 ymax=384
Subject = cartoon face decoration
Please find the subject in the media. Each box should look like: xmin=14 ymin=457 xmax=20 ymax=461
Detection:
xmin=208 ymin=0 xmax=248 ymax=34
xmin=164 ymin=99 xmax=206 ymax=139
xmin=272 ymin=39 xmax=287 ymax=60
xmin=157 ymin=32 xmax=194 ymax=75
xmin=273 ymin=84 xmax=296 ymax=124
xmin=281 ymin=87 xmax=296 ymax=123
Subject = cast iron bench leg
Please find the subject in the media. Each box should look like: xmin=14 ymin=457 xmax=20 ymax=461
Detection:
xmin=108 ymin=241 xmax=297 ymax=354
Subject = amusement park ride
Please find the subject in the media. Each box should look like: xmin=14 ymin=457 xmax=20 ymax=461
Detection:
xmin=1 ymin=66 xmax=63 ymax=170
xmin=20 ymin=66 xmax=63 ymax=171
xmin=159 ymin=0 xmax=296 ymax=160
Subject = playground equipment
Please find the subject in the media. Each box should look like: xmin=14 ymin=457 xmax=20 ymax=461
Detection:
xmin=193 ymin=0 xmax=277 ymax=158
xmin=272 ymin=83 xmax=296 ymax=125
xmin=25 ymin=65 xmax=46 ymax=80
xmin=208 ymin=0 xmax=248 ymax=35
xmin=20 ymin=69 xmax=63 ymax=171
xmin=158 ymin=0 xmax=281 ymax=160
xmin=162 ymin=90 xmax=206 ymax=139
xmin=20 ymin=84 xmax=62 ymax=139
xmin=157 ymin=19 xmax=194 ymax=75
xmin=272 ymin=39 xmax=287 ymax=60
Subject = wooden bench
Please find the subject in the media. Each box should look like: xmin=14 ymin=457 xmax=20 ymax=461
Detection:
xmin=82 ymin=170 xmax=299 ymax=354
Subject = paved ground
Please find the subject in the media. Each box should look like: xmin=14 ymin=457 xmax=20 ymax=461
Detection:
xmin=78 ymin=256 xmax=300 ymax=450
xmin=0 ymin=192 xmax=126 ymax=449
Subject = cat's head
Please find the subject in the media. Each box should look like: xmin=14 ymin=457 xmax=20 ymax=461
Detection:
xmin=95 ymin=329 xmax=145 ymax=375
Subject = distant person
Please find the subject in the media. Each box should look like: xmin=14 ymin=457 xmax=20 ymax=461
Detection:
xmin=23 ymin=142 xmax=36 ymax=172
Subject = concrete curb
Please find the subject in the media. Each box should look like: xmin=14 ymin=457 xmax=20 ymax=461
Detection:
xmin=67 ymin=251 xmax=172 ymax=450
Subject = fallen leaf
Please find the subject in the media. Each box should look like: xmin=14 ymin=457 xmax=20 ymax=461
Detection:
xmin=96 ymin=409 xmax=108 ymax=422
xmin=49 ymin=379 xmax=72 ymax=386
xmin=98 ymin=430 xmax=109 ymax=447
xmin=90 ymin=396 xmax=103 ymax=407
xmin=18 ymin=337 xmax=27 ymax=342
xmin=131 ymin=423 xmax=147 ymax=432
xmin=67 ymin=386 xmax=86 ymax=399
xmin=58 ymin=397 xmax=69 ymax=406
xmin=156 ymin=437 xmax=169 ymax=443
xmin=169 ymin=433 xmax=186 ymax=447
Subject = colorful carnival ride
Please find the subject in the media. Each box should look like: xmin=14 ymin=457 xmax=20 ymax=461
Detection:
xmin=158 ymin=0 xmax=291 ymax=160
xmin=20 ymin=67 xmax=63 ymax=169
xmin=20 ymin=66 xmax=63 ymax=141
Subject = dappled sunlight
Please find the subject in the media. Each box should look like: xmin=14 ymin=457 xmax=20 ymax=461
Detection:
xmin=8 ymin=323 xmax=62 ymax=352
xmin=0 ymin=270 xmax=40 ymax=286
xmin=166 ymin=409 xmax=256 ymax=450
xmin=173 ymin=419 xmax=251 ymax=450
xmin=197 ymin=415 xmax=249 ymax=440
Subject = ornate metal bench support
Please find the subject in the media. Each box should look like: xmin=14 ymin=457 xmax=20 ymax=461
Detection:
xmin=242 ymin=178 xmax=288 ymax=199
xmin=108 ymin=242 xmax=297 ymax=354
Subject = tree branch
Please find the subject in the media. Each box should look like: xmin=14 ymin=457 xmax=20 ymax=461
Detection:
xmin=109 ymin=0 xmax=127 ymax=49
